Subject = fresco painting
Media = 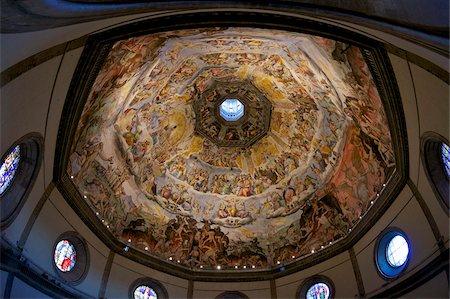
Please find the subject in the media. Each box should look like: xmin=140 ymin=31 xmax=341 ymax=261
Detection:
xmin=68 ymin=28 xmax=394 ymax=269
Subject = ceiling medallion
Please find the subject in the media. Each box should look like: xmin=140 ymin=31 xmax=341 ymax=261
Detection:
xmin=194 ymin=80 xmax=272 ymax=148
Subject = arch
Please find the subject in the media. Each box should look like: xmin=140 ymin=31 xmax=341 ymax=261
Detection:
xmin=1 ymin=132 xmax=44 ymax=228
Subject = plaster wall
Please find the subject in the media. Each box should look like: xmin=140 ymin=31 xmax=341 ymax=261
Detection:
xmin=10 ymin=277 xmax=50 ymax=299
xmin=403 ymin=271 xmax=449 ymax=298
xmin=276 ymin=251 xmax=358 ymax=298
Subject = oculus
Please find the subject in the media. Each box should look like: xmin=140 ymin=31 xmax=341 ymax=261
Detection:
xmin=52 ymin=232 xmax=89 ymax=283
xmin=54 ymin=239 xmax=77 ymax=272
xmin=220 ymin=99 xmax=245 ymax=122
xmin=375 ymin=228 xmax=410 ymax=279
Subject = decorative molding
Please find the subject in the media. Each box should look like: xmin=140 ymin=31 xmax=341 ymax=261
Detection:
xmin=407 ymin=179 xmax=445 ymax=252
xmin=98 ymin=250 xmax=115 ymax=299
xmin=3 ymin=1 xmax=448 ymax=56
xmin=187 ymin=280 xmax=194 ymax=299
xmin=385 ymin=45 xmax=449 ymax=85
xmin=349 ymin=247 xmax=365 ymax=297
xmin=270 ymin=279 xmax=277 ymax=299
xmin=3 ymin=272 xmax=14 ymax=299
xmin=54 ymin=11 xmax=409 ymax=282
xmin=2 ymin=8 xmax=448 ymax=87
xmin=17 ymin=182 xmax=54 ymax=249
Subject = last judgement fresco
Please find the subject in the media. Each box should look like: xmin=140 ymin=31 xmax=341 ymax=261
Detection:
xmin=69 ymin=28 xmax=395 ymax=270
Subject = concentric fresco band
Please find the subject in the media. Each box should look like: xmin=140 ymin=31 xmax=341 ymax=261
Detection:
xmin=56 ymin=13 xmax=407 ymax=280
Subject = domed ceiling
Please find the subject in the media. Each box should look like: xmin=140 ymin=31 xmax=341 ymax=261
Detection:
xmin=68 ymin=27 xmax=395 ymax=271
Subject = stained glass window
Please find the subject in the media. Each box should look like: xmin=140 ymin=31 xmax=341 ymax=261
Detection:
xmin=386 ymin=235 xmax=409 ymax=267
xmin=54 ymin=240 xmax=76 ymax=272
xmin=306 ymin=282 xmax=330 ymax=299
xmin=220 ymin=99 xmax=244 ymax=121
xmin=441 ymin=143 xmax=450 ymax=178
xmin=134 ymin=285 xmax=158 ymax=299
xmin=0 ymin=145 xmax=20 ymax=195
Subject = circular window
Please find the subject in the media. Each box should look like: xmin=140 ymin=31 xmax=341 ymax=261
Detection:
xmin=52 ymin=232 xmax=89 ymax=284
xmin=0 ymin=145 xmax=21 ymax=195
xmin=220 ymin=99 xmax=245 ymax=121
xmin=375 ymin=228 xmax=411 ymax=279
xmin=386 ymin=235 xmax=409 ymax=267
xmin=297 ymin=275 xmax=334 ymax=299
xmin=54 ymin=239 xmax=77 ymax=272
xmin=134 ymin=285 xmax=158 ymax=299
xmin=129 ymin=278 xmax=167 ymax=299
xmin=1 ymin=133 xmax=43 ymax=229
xmin=306 ymin=282 xmax=330 ymax=299
xmin=421 ymin=132 xmax=449 ymax=213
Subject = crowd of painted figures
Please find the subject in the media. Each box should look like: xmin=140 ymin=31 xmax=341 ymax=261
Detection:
xmin=69 ymin=28 xmax=395 ymax=269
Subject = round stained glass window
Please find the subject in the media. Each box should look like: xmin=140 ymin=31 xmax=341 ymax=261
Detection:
xmin=0 ymin=145 xmax=20 ymax=195
xmin=134 ymin=285 xmax=158 ymax=299
xmin=54 ymin=239 xmax=77 ymax=272
xmin=441 ymin=143 xmax=450 ymax=178
xmin=297 ymin=276 xmax=334 ymax=299
xmin=129 ymin=278 xmax=167 ymax=299
xmin=306 ymin=282 xmax=330 ymax=299
xmin=386 ymin=235 xmax=409 ymax=267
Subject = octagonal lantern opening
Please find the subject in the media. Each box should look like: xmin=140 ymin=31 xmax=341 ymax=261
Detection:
xmin=220 ymin=99 xmax=245 ymax=122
